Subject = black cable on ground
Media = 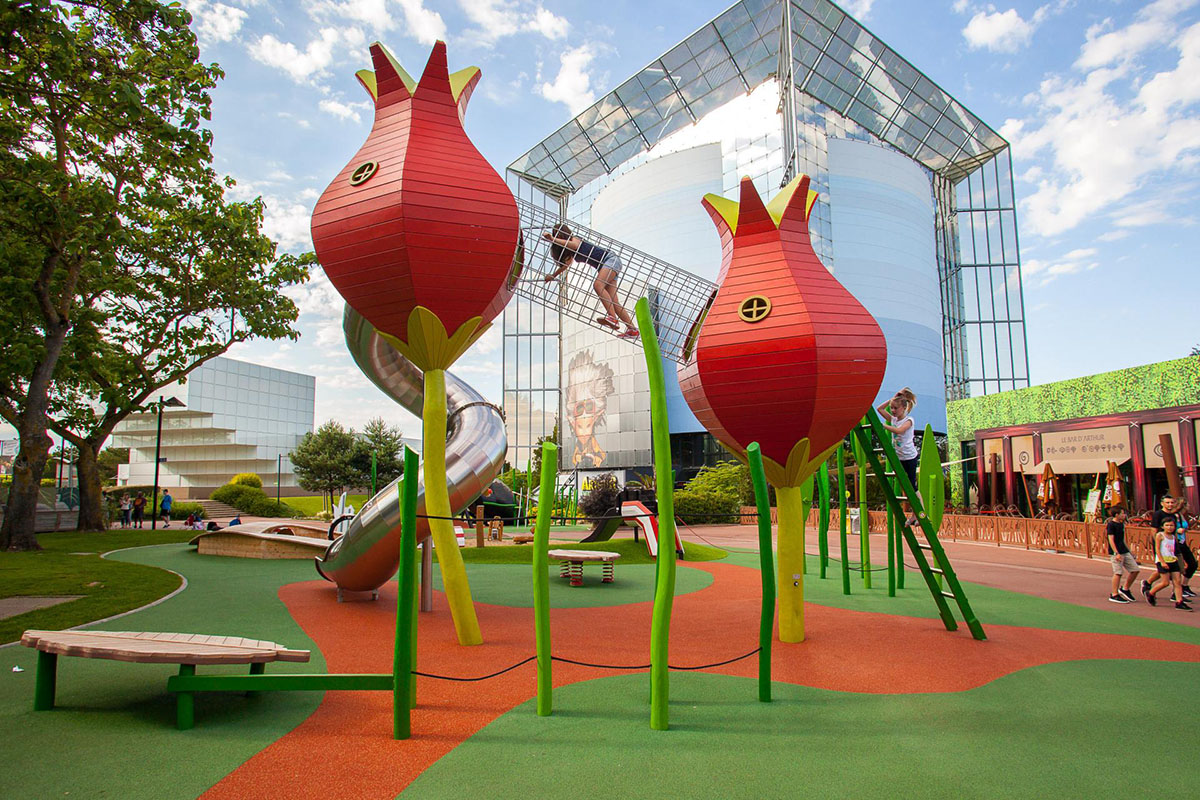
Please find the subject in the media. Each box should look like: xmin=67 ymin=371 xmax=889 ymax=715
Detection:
xmin=410 ymin=648 xmax=762 ymax=681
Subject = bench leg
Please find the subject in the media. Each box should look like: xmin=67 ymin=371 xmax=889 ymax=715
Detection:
xmin=570 ymin=562 xmax=583 ymax=587
xmin=246 ymin=662 xmax=265 ymax=697
xmin=33 ymin=651 xmax=57 ymax=711
xmin=560 ymin=563 xmax=570 ymax=579
xmin=176 ymin=664 xmax=196 ymax=730
xmin=603 ymin=562 xmax=614 ymax=583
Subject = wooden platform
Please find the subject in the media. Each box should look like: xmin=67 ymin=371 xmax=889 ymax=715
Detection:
xmin=188 ymin=530 xmax=330 ymax=559
xmin=21 ymin=630 xmax=311 ymax=665
xmin=548 ymin=549 xmax=621 ymax=586
xmin=22 ymin=630 xmax=311 ymax=729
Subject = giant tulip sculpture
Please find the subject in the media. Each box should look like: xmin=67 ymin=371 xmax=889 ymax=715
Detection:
xmin=311 ymin=41 xmax=522 ymax=645
xmin=680 ymin=175 xmax=887 ymax=642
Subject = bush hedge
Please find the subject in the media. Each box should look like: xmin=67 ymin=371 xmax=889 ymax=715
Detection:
xmin=168 ymin=502 xmax=205 ymax=520
xmin=211 ymin=482 xmax=291 ymax=517
xmin=230 ymin=472 xmax=263 ymax=488
xmin=673 ymin=487 xmax=740 ymax=525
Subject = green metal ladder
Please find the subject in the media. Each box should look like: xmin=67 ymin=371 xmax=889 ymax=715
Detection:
xmin=851 ymin=409 xmax=987 ymax=641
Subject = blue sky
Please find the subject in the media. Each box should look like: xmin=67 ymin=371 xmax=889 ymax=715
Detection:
xmin=57 ymin=0 xmax=1200 ymax=440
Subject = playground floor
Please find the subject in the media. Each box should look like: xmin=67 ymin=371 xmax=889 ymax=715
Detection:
xmin=2 ymin=528 xmax=1198 ymax=799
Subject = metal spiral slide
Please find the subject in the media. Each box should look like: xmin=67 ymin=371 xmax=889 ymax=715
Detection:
xmin=313 ymin=305 xmax=508 ymax=593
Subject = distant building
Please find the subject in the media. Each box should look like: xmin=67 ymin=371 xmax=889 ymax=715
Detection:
xmin=113 ymin=357 xmax=315 ymax=498
xmin=504 ymin=0 xmax=1029 ymax=482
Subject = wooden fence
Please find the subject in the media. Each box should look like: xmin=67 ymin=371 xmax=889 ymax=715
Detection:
xmin=738 ymin=506 xmax=1188 ymax=566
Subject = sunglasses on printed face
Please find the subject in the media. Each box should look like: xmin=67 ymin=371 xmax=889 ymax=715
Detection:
xmin=571 ymin=399 xmax=597 ymax=416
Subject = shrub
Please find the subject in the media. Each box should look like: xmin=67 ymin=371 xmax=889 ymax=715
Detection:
xmin=230 ymin=472 xmax=263 ymax=489
xmin=579 ymin=473 xmax=620 ymax=522
xmin=673 ymin=487 xmax=740 ymax=525
xmin=168 ymin=502 xmax=205 ymax=520
xmin=211 ymin=481 xmax=293 ymax=517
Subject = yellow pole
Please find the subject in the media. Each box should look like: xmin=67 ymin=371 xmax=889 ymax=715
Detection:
xmin=775 ymin=485 xmax=805 ymax=642
xmin=423 ymin=368 xmax=482 ymax=645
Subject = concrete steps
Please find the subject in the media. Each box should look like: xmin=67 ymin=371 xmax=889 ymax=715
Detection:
xmin=193 ymin=500 xmax=240 ymax=519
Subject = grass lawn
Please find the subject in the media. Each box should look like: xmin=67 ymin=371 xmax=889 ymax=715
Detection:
xmin=0 ymin=529 xmax=192 ymax=644
xmin=459 ymin=537 xmax=726 ymax=565
xmin=283 ymin=494 xmax=367 ymax=517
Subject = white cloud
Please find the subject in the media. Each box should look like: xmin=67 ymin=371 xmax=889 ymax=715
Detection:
xmin=319 ymin=98 xmax=370 ymax=122
xmin=1021 ymin=248 xmax=1101 ymax=288
xmin=1097 ymin=229 xmax=1131 ymax=242
xmin=839 ymin=0 xmax=875 ymax=19
xmin=185 ymin=0 xmax=248 ymax=43
xmin=538 ymin=44 xmax=598 ymax=113
xmin=952 ymin=0 xmax=970 ymax=13
xmin=1006 ymin=7 xmax=1200 ymax=237
xmin=459 ymin=0 xmax=569 ymax=46
xmin=396 ymin=0 xmax=448 ymax=43
xmin=1075 ymin=0 xmax=1197 ymax=69
xmin=963 ymin=8 xmax=1037 ymax=52
xmin=252 ymin=27 xmax=344 ymax=84
xmin=307 ymin=0 xmax=446 ymax=43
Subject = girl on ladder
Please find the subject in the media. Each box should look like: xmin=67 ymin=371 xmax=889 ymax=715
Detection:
xmin=542 ymin=224 xmax=639 ymax=338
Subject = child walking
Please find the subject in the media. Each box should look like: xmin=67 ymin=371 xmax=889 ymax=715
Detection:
xmin=542 ymin=224 xmax=638 ymax=339
xmin=1143 ymin=517 xmax=1193 ymax=611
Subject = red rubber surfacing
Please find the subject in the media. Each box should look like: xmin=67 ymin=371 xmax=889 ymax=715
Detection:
xmin=202 ymin=561 xmax=1200 ymax=799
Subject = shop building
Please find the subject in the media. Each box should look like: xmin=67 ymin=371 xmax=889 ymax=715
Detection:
xmin=946 ymin=356 xmax=1200 ymax=514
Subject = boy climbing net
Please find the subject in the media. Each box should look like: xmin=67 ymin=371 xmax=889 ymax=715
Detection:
xmin=542 ymin=223 xmax=639 ymax=338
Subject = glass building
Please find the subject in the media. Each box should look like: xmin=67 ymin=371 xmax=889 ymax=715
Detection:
xmin=504 ymin=0 xmax=1029 ymax=481
xmin=113 ymin=356 xmax=316 ymax=497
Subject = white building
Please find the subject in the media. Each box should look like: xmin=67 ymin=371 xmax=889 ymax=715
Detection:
xmin=113 ymin=357 xmax=315 ymax=498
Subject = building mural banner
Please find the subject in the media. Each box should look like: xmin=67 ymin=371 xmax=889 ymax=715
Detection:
xmin=1011 ymin=434 xmax=1034 ymax=473
xmin=1141 ymin=421 xmax=1182 ymax=470
xmin=564 ymin=350 xmax=616 ymax=469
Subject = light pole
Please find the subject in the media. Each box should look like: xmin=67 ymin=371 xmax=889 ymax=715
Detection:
xmin=276 ymin=453 xmax=282 ymax=510
xmin=151 ymin=396 xmax=185 ymax=531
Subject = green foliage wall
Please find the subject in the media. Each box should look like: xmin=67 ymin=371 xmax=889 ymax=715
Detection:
xmin=945 ymin=356 xmax=1200 ymax=503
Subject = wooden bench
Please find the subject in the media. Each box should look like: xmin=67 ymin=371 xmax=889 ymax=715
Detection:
xmin=547 ymin=549 xmax=621 ymax=586
xmin=511 ymin=534 xmax=535 ymax=544
xmin=21 ymin=630 xmax=310 ymax=729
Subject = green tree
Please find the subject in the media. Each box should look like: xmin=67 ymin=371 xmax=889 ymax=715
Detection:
xmin=353 ymin=417 xmax=404 ymax=493
xmin=0 ymin=0 xmax=258 ymax=549
xmin=96 ymin=447 xmax=129 ymax=486
xmin=290 ymin=422 xmax=363 ymax=511
xmin=531 ymin=422 xmax=559 ymax=481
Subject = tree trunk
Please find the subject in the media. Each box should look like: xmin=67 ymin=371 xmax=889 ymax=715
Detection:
xmin=74 ymin=441 xmax=108 ymax=531
xmin=1 ymin=432 xmax=51 ymax=551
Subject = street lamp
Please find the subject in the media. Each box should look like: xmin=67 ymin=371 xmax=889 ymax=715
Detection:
xmin=151 ymin=396 xmax=185 ymax=531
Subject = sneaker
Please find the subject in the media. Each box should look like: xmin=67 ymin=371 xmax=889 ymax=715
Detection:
xmin=1108 ymin=594 xmax=1131 ymax=604
xmin=596 ymin=315 xmax=620 ymax=330
xmin=618 ymin=326 xmax=639 ymax=339
xmin=1176 ymin=602 xmax=1194 ymax=612
xmin=1118 ymin=588 xmax=1137 ymax=602
xmin=1146 ymin=591 xmax=1157 ymax=607
xmin=1183 ymin=586 xmax=1196 ymax=599
xmin=1141 ymin=579 xmax=1152 ymax=599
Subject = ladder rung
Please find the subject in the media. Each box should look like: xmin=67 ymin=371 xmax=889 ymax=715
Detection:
xmin=928 ymin=567 xmax=945 ymax=575
xmin=939 ymin=591 xmax=957 ymax=599
xmin=916 ymin=542 xmax=933 ymax=550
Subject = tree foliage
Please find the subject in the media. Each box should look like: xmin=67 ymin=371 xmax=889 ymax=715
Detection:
xmin=353 ymin=417 xmax=404 ymax=492
xmin=0 ymin=0 xmax=311 ymax=546
xmin=96 ymin=447 xmax=128 ymax=486
xmin=290 ymin=422 xmax=364 ymax=510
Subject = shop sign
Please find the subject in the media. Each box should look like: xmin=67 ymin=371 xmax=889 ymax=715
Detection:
xmin=1037 ymin=426 xmax=1129 ymax=474
xmin=1142 ymin=421 xmax=1182 ymax=470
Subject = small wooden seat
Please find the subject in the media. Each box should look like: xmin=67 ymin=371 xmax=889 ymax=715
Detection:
xmin=22 ymin=630 xmax=310 ymax=729
xmin=511 ymin=534 xmax=535 ymax=544
xmin=547 ymin=549 xmax=621 ymax=586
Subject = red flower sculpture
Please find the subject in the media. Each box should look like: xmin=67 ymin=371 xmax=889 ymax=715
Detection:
xmin=680 ymin=175 xmax=887 ymax=489
xmin=310 ymin=41 xmax=520 ymax=371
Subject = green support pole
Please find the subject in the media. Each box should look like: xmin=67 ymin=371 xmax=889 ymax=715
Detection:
xmin=747 ymin=443 xmax=774 ymax=703
xmin=176 ymin=664 xmax=195 ymax=730
xmin=371 ymin=449 xmax=377 ymax=497
xmin=636 ymin=298 xmax=677 ymax=732
xmin=896 ymin=476 xmax=907 ymax=590
xmin=533 ymin=441 xmax=557 ymax=716
xmin=799 ymin=476 xmax=812 ymax=575
xmin=837 ymin=445 xmax=850 ymax=595
xmin=817 ymin=462 xmax=830 ymax=579
xmin=853 ymin=435 xmax=871 ymax=588
xmin=33 ymin=650 xmax=56 ymax=711
xmin=886 ymin=476 xmax=896 ymax=597
xmin=394 ymin=446 xmax=419 ymax=739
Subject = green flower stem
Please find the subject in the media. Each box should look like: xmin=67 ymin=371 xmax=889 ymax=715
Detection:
xmin=393 ymin=446 xmax=419 ymax=739
xmin=533 ymin=441 xmax=557 ymax=717
xmin=747 ymin=443 xmax=774 ymax=702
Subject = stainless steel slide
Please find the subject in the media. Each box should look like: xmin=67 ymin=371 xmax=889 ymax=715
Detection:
xmin=313 ymin=305 xmax=508 ymax=592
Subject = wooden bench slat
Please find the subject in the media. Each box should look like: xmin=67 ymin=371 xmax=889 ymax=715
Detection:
xmin=21 ymin=630 xmax=310 ymax=665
